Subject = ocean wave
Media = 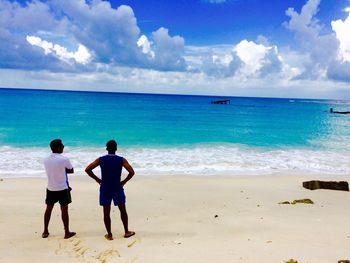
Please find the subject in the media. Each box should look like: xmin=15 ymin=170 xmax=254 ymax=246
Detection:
xmin=1 ymin=145 xmax=349 ymax=177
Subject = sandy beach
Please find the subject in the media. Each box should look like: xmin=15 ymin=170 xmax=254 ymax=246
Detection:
xmin=1 ymin=174 xmax=349 ymax=263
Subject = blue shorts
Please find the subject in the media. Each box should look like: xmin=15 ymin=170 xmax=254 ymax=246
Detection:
xmin=99 ymin=187 xmax=126 ymax=206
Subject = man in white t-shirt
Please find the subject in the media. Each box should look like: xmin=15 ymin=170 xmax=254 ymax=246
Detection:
xmin=42 ymin=139 xmax=76 ymax=239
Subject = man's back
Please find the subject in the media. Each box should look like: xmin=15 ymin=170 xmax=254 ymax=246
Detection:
xmin=99 ymin=154 xmax=123 ymax=191
xmin=44 ymin=153 xmax=72 ymax=191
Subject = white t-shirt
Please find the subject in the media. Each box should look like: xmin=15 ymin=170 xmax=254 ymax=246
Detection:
xmin=44 ymin=153 xmax=73 ymax=191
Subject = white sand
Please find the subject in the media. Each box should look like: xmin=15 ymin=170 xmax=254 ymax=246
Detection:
xmin=0 ymin=174 xmax=349 ymax=263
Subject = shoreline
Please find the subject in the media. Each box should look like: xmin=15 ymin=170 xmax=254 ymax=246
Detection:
xmin=1 ymin=174 xmax=349 ymax=262
xmin=1 ymin=145 xmax=350 ymax=177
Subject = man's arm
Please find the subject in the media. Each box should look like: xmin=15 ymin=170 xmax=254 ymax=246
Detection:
xmin=121 ymin=158 xmax=135 ymax=187
xmin=66 ymin=159 xmax=74 ymax=174
xmin=85 ymin=159 xmax=102 ymax=185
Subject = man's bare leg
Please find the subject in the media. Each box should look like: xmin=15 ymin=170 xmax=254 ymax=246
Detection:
xmin=42 ymin=204 xmax=54 ymax=238
xmin=61 ymin=205 xmax=76 ymax=239
xmin=118 ymin=204 xmax=135 ymax=238
xmin=103 ymin=206 xmax=113 ymax=240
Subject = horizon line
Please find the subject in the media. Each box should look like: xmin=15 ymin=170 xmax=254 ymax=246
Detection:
xmin=0 ymin=86 xmax=336 ymax=101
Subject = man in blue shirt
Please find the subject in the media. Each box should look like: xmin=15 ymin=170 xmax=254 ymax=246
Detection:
xmin=85 ymin=140 xmax=135 ymax=240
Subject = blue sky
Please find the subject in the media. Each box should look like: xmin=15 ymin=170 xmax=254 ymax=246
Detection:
xmin=1 ymin=0 xmax=350 ymax=99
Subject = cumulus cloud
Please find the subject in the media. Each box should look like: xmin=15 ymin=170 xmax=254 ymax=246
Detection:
xmin=151 ymin=27 xmax=186 ymax=71
xmin=137 ymin=35 xmax=155 ymax=58
xmin=51 ymin=1 xmax=142 ymax=65
xmin=0 ymin=0 xmax=70 ymax=70
xmin=284 ymin=0 xmax=339 ymax=80
xmin=26 ymin=35 xmax=92 ymax=64
xmin=201 ymin=49 xmax=242 ymax=78
xmin=282 ymin=0 xmax=350 ymax=82
xmin=0 ymin=0 xmax=187 ymax=72
xmin=235 ymin=40 xmax=287 ymax=78
xmin=327 ymin=60 xmax=350 ymax=82
xmin=198 ymin=39 xmax=285 ymax=78
xmin=48 ymin=1 xmax=186 ymax=71
xmin=26 ymin=36 xmax=53 ymax=55
xmin=235 ymin=40 xmax=270 ymax=75
xmin=2 ymin=0 xmax=350 ymax=97
xmin=331 ymin=8 xmax=350 ymax=62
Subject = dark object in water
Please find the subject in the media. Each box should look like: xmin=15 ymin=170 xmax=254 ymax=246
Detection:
xmin=303 ymin=180 xmax=349 ymax=191
xmin=211 ymin=99 xmax=230 ymax=104
xmin=330 ymin=108 xmax=350 ymax=114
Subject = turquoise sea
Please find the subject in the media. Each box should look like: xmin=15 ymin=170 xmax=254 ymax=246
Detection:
xmin=0 ymin=88 xmax=349 ymax=177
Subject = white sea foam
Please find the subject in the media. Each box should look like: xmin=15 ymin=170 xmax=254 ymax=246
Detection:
xmin=1 ymin=145 xmax=350 ymax=178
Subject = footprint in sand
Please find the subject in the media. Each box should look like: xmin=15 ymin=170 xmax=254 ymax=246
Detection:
xmin=95 ymin=249 xmax=121 ymax=263
xmin=55 ymin=237 xmax=90 ymax=261
xmin=54 ymin=236 xmax=128 ymax=262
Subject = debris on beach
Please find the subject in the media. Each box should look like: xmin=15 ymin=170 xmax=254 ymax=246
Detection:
xmin=214 ymin=214 xmax=219 ymax=218
xmin=279 ymin=201 xmax=291 ymax=204
xmin=303 ymin=180 xmax=349 ymax=191
xmin=278 ymin=199 xmax=314 ymax=205
xmin=127 ymin=240 xmax=137 ymax=248
xmin=173 ymin=240 xmax=182 ymax=245
xmin=338 ymin=260 xmax=350 ymax=263
xmin=291 ymin=199 xmax=314 ymax=204
xmin=284 ymin=259 xmax=298 ymax=263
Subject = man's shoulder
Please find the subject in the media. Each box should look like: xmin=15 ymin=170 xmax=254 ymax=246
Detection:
xmin=45 ymin=153 xmax=70 ymax=162
xmin=55 ymin=154 xmax=70 ymax=160
xmin=100 ymin=154 xmax=123 ymax=158
xmin=100 ymin=155 xmax=123 ymax=163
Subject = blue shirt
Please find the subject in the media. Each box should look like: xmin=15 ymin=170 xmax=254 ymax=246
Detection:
xmin=99 ymin=154 xmax=123 ymax=192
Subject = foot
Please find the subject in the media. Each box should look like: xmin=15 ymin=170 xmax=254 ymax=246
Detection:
xmin=104 ymin=234 xmax=113 ymax=241
xmin=124 ymin=231 xmax=135 ymax=238
xmin=42 ymin=232 xmax=49 ymax=238
xmin=64 ymin=232 xmax=76 ymax=239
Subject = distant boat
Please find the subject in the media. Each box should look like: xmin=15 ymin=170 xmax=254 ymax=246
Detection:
xmin=211 ymin=99 xmax=230 ymax=104
xmin=330 ymin=108 xmax=350 ymax=114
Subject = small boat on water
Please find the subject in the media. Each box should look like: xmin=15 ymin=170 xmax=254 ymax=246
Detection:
xmin=211 ymin=99 xmax=230 ymax=104
xmin=330 ymin=108 xmax=350 ymax=114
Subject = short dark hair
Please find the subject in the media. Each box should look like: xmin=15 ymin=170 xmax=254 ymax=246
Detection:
xmin=106 ymin=140 xmax=117 ymax=151
xmin=50 ymin=139 xmax=63 ymax=152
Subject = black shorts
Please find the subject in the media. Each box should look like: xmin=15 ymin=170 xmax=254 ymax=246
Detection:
xmin=45 ymin=188 xmax=72 ymax=206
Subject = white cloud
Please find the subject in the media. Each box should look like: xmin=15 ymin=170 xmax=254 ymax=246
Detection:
xmin=26 ymin=35 xmax=92 ymax=65
xmin=233 ymin=40 xmax=285 ymax=78
xmin=50 ymin=1 xmax=186 ymax=71
xmin=1 ymin=0 xmax=187 ymax=71
xmin=2 ymin=0 xmax=350 ymax=98
xmin=235 ymin=40 xmax=269 ymax=75
xmin=51 ymin=1 xmax=142 ymax=64
xmin=137 ymin=35 xmax=155 ymax=58
xmin=201 ymin=51 xmax=242 ymax=78
xmin=73 ymin=44 xmax=92 ymax=65
xmin=331 ymin=8 xmax=350 ymax=62
xmin=284 ymin=0 xmax=340 ymax=80
xmin=151 ymin=27 xmax=186 ymax=71
xmin=26 ymin=36 xmax=53 ymax=55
